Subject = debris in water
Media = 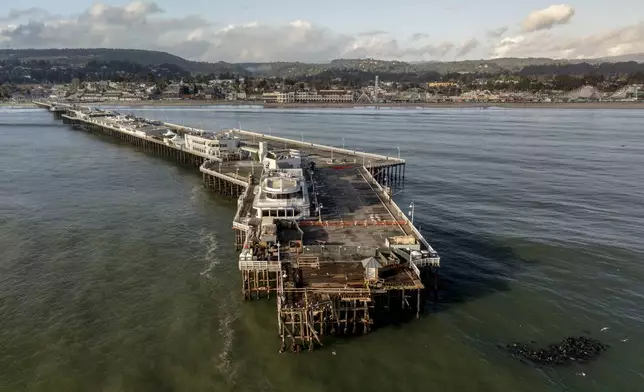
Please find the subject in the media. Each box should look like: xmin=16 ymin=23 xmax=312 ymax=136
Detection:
xmin=600 ymin=327 xmax=609 ymax=332
xmin=507 ymin=336 xmax=608 ymax=366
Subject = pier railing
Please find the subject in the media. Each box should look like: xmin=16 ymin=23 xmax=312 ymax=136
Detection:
xmin=233 ymin=181 xmax=255 ymax=230
xmin=232 ymin=129 xmax=405 ymax=164
xmin=360 ymin=166 xmax=440 ymax=267
xmin=300 ymin=245 xmax=377 ymax=260
xmin=200 ymin=161 xmax=250 ymax=187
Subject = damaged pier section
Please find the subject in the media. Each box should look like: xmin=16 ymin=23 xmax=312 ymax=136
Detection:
xmin=36 ymin=101 xmax=441 ymax=353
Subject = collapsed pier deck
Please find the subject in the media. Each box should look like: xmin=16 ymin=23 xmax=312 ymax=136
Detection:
xmin=37 ymin=100 xmax=441 ymax=353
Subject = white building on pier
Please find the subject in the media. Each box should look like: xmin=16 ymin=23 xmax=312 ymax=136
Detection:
xmin=253 ymin=169 xmax=310 ymax=219
xmin=253 ymin=143 xmax=310 ymax=219
xmin=184 ymin=133 xmax=241 ymax=159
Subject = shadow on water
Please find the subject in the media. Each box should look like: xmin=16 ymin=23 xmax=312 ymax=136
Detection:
xmin=419 ymin=222 xmax=530 ymax=315
xmin=318 ymin=221 xmax=532 ymax=347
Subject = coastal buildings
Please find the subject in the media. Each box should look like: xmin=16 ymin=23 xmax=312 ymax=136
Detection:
xmin=6 ymin=76 xmax=644 ymax=105
xmin=263 ymin=90 xmax=354 ymax=103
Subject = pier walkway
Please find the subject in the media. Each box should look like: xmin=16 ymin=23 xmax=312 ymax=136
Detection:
xmin=36 ymin=100 xmax=441 ymax=353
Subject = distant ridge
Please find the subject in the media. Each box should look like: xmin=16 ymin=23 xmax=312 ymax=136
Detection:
xmin=0 ymin=48 xmax=248 ymax=75
xmin=595 ymin=53 xmax=644 ymax=63
xmin=1 ymin=48 xmax=643 ymax=77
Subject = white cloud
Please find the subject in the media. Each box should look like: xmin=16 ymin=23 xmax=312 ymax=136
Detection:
xmin=522 ymin=4 xmax=575 ymax=32
xmin=456 ymin=38 xmax=480 ymax=57
xmin=357 ymin=30 xmax=388 ymax=37
xmin=289 ymin=20 xmax=311 ymax=29
xmin=491 ymin=22 xmax=644 ymax=59
xmin=0 ymin=2 xmax=465 ymax=62
xmin=1 ymin=2 xmax=643 ymax=63
xmin=1 ymin=7 xmax=51 ymax=22
xmin=486 ymin=26 xmax=508 ymax=39
xmin=491 ymin=35 xmax=525 ymax=58
xmin=411 ymin=33 xmax=429 ymax=41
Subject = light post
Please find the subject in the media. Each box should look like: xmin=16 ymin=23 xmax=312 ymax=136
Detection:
xmin=301 ymin=132 xmax=304 ymax=142
xmin=238 ymin=121 xmax=242 ymax=130
xmin=236 ymin=168 xmax=239 ymax=178
xmin=408 ymin=202 xmax=415 ymax=224
xmin=342 ymin=137 xmax=345 ymax=149
xmin=397 ymin=146 xmax=400 ymax=160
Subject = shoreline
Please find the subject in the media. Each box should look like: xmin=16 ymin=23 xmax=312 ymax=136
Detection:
xmin=85 ymin=100 xmax=644 ymax=110
xmin=265 ymin=101 xmax=644 ymax=109
xmin=6 ymin=100 xmax=644 ymax=110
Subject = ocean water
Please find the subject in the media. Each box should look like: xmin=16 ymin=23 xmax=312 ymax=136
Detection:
xmin=1 ymin=106 xmax=643 ymax=392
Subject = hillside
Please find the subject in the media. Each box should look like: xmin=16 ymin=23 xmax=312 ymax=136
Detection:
xmin=0 ymin=48 xmax=249 ymax=75
xmin=595 ymin=53 xmax=644 ymax=63
xmin=2 ymin=48 xmax=644 ymax=78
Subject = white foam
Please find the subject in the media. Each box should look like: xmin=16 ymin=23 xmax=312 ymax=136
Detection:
xmin=199 ymin=230 xmax=220 ymax=278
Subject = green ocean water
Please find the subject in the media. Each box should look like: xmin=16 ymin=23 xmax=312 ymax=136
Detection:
xmin=1 ymin=106 xmax=643 ymax=392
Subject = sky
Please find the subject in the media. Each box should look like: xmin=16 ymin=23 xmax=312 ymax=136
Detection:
xmin=1 ymin=1 xmax=643 ymax=62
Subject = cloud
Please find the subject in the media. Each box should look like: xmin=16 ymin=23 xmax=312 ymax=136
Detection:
xmin=86 ymin=1 xmax=163 ymax=25
xmin=2 ymin=7 xmax=51 ymax=21
xmin=342 ymin=36 xmax=454 ymax=60
xmin=491 ymin=22 xmax=644 ymax=59
xmin=357 ymin=30 xmax=388 ymax=37
xmin=522 ymin=4 xmax=575 ymax=32
xmin=0 ymin=1 xmax=463 ymax=62
xmin=456 ymin=38 xmax=480 ymax=57
xmin=486 ymin=26 xmax=508 ymax=39
xmin=411 ymin=33 xmax=429 ymax=41
xmin=491 ymin=35 xmax=525 ymax=58
xmin=0 ymin=2 xmax=206 ymax=52
xmin=2 ymin=1 xmax=642 ymax=62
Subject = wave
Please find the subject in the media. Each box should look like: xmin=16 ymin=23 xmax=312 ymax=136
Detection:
xmin=199 ymin=229 xmax=220 ymax=279
xmin=215 ymin=303 xmax=239 ymax=380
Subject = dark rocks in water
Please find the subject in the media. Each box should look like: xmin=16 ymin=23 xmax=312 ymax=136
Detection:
xmin=507 ymin=336 xmax=608 ymax=366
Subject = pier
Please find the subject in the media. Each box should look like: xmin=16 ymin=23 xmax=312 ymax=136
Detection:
xmin=35 ymin=100 xmax=441 ymax=352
